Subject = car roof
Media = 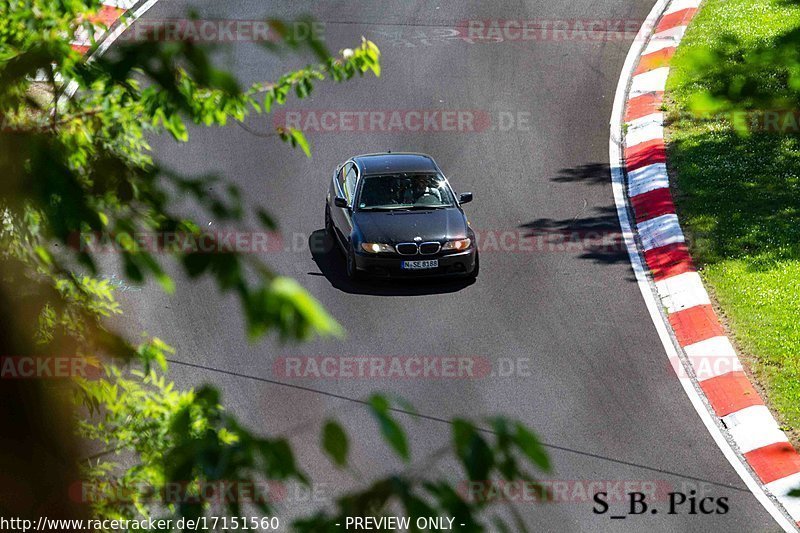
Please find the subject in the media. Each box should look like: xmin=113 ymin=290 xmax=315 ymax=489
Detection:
xmin=353 ymin=152 xmax=439 ymax=176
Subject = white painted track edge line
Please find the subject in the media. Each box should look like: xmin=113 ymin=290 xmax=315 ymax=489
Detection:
xmin=608 ymin=0 xmax=796 ymax=530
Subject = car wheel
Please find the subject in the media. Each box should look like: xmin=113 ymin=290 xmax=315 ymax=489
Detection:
xmin=346 ymin=246 xmax=361 ymax=281
xmin=324 ymin=204 xmax=333 ymax=236
xmin=467 ymin=252 xmax=480 ymax=280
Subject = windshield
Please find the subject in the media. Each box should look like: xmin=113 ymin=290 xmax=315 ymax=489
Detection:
xmin=356 ymin=173 xmax=456 ymax=210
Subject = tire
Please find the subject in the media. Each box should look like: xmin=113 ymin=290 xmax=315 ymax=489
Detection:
xmin=324 ymin=204 xmax=334 ymax=236
xmin=467 ymin=252 xmax=480 ymax=280
xmin=346 ymin=246 xmax=362 ymax=281
xmin=325 ymin=204 xmax=342 ymax=256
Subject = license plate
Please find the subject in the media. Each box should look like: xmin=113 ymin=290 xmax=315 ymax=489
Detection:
xmin=401 ymin=259 xmax=439 ymax=270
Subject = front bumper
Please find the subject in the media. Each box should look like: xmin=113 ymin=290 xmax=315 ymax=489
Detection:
xmin=353 ymin=247 xmax=477 ymax=278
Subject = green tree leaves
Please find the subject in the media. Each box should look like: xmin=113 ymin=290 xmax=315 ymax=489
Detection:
xmin=369 ymin=395 xmax=410 ymax=461
xmin=669 ymin=4 xmax=800 ymax=130
xmin=294 ymin=406 xmax=551 ymax=533
xmin=322 ymin=420 xmax=349 ymax=467
xmin=1 ymin=0 xmax=383 ymax=346
xmin=0 ymin=3 xmax=552 ymax=531
xmin=246 ymin=276 xmax=344 ymax=341
xmin=453 ymin=420 xmax=494 ymax=481
xmin=278 ymin=127 xmax=312 ymax=158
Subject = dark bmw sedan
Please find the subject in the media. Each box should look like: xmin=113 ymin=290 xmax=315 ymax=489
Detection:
xmin=324 ymin=152 xmax=478 ymax=280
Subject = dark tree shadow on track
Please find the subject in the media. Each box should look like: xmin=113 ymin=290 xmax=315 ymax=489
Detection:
xmin=551 ymin=162 xmax=615 ymax=186
xmin=308 ymin=230 xmax=474 ymax=296
xmin=519 ymin=207 xmax=629 ymax=266
xmin=519 ymin=162 xmax=635 ymax=281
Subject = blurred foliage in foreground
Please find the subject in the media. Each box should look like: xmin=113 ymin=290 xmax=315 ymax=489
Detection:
xmin=0 ymin=1 xmax=550 ymax=530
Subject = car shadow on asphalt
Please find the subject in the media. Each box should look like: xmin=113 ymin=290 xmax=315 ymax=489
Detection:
xmin=308 ymin=230 xmax=474 ymax=296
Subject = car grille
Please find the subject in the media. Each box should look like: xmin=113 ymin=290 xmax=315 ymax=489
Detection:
xmin=396 ymin=243 xmax=419 ymax=255
xmin=419 ymin=242 xmax=441 ymax=255
xmin=395 ymin=242 xmax=442 ymax=255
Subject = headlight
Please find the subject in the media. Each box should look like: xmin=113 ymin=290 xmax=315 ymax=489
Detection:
xmin=361 ymin=242 xmax=395 ymax=253
xmin=442 ymin=238 xmax=471 ymax=251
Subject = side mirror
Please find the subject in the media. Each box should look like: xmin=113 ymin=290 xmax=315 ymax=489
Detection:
xmin=459 ymin=192 xmax=473 ymax=204
xmin=334 ymin=196 xmax=349 ymax=208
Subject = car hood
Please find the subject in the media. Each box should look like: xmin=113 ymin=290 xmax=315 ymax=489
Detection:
xmin=353 ymin=208 xmax=468 ymax=243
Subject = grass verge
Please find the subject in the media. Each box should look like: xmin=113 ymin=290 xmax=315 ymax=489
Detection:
xmin=666 ymin=0 xmax=800 ymax=435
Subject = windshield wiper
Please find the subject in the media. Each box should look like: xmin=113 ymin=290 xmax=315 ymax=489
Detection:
xmin=359 ymin=206 xmax=398 ymax=211
xmin=407 ymin=204 xmax=449 ymax=210
xmin=360 ymin=205 xmax=450 ymax=212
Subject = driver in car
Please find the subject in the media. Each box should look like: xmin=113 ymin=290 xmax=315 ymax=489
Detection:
xmin=404 ymin=175 xmax=442 ymax=204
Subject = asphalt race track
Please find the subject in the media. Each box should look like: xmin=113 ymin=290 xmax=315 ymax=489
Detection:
xmin=113 ymin=1 xmax=779 ymax=531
